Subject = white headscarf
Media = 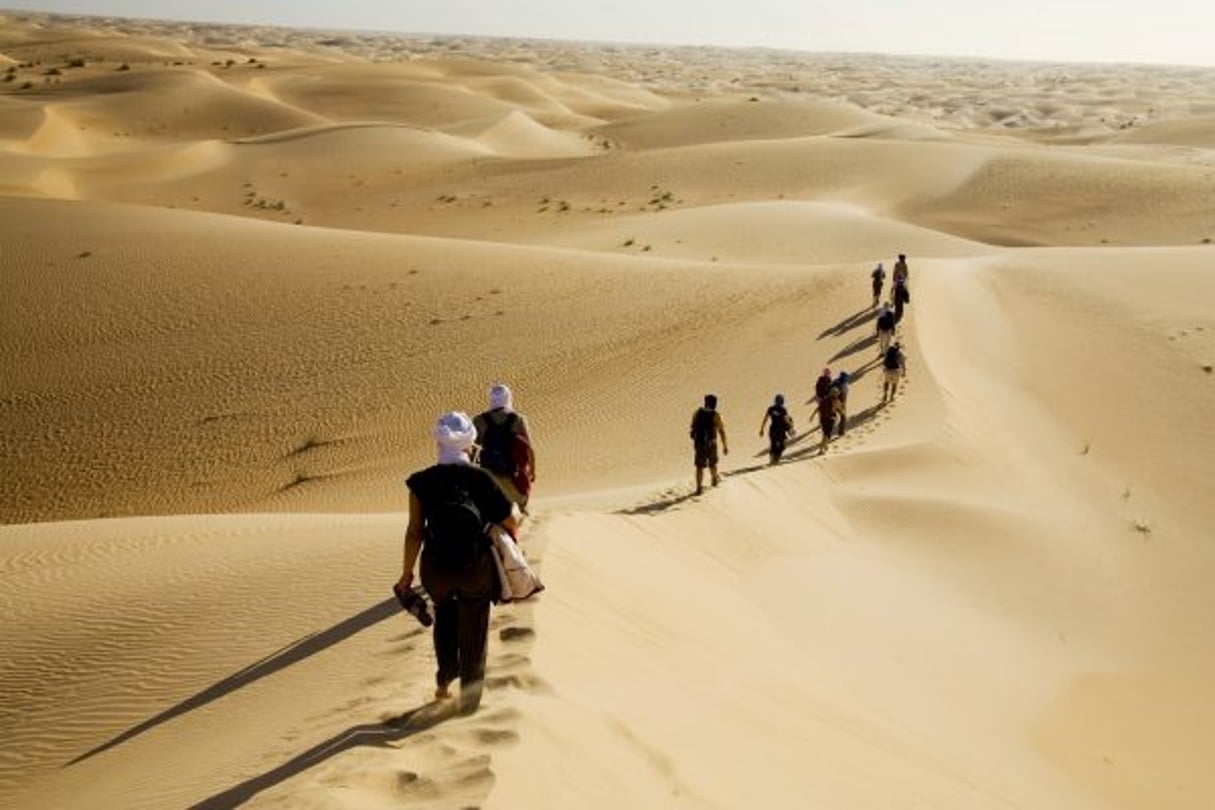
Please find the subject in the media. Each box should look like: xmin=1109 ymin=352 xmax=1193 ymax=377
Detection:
xmin=489 ymin=383 xmax=513 ymax=412
xmin=434 ymin=411 xmax=476 ymax=465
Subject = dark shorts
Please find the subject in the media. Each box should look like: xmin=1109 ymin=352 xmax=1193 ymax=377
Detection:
xmin=694 ymin=441 xmax=718 ymax=469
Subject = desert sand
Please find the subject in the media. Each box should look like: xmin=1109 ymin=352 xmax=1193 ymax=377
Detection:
xmin=2 ymin=9 xmax=1214 ymax=809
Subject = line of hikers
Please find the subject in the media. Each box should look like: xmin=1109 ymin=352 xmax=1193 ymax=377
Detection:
xmin=690 ymin=254 xmax=911 ymax=489
xmin=397 ymin=256 xmax=912 ymax=712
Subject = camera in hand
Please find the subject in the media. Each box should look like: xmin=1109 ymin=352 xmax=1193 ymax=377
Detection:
xmin=393 ymin=583 xmax=433 ymax=627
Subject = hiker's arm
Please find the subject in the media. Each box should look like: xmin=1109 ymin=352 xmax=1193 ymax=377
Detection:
xmin=758 ymin=412 xmax=769 ymax=436
xmin=717 ymin=416 xmax=729 ymax=455
xmin=398 ymin=492 xmax=424 ymax=589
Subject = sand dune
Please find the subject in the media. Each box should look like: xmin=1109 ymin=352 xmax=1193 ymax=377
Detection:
xmin=3 ymin=10 xmax=1215 ymax=810
xmin=901 ymin=151 xmax=1215 ymax=246
xmin=1112 ymin=114 xmax=1215 ymax=148
xmin=544 ymin=200 xmax=990 ymax=264
xmin=593 ymin=96 xmax=907 ymax=149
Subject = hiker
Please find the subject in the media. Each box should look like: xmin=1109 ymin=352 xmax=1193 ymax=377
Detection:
xmin=870 ymin=262 xmax=885 ymax=308
xmin=876 ymin=303 xmax=896 ymax=355
xmin=814 ymin=367 xmax=833 ymax=406
xmin=758 ymin=393 xmax=795 ymax=465
xmin=818 ymin=384 xmax=843 ymax=452
xmin=473 ymin=384 xmax=535 ymax=515
xmin=398 ymin=411 xmax=520 ymax=715
xmin=833 ymin=371 xmax=851 ymax=436
xmin=892 ymin=253 xmax=909 ymax=287
xmin=881 ymin=341 xmax=907 ymax=404
xmin=891 ymin=254 xmax=910 ymax=323
xmin=893 ymin=276 xmax=910 ymax=324
xmin=690 ymin=394 xmax=728 ymax=494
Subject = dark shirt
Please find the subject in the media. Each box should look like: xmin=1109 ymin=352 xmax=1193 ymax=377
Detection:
xmin=815 ymin=376 xmax=832 ymax=401
xmin=406 ymin=463 xmax=513 ymax=528
xmin=691 ymin=407 xmax=723 ymax=448
xmin=766 ymin=405 xmax=790 ymax=438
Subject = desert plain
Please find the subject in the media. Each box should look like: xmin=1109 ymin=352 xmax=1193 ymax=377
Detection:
xmin=2 ymin=9 xmax=1215 ymax=809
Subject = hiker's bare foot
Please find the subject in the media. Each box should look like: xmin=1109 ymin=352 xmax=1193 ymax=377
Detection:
xmin=435 ymin=684 xmax=452 ymax=700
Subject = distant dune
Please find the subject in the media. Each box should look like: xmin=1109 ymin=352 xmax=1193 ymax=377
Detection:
xmin=2 ymin=10 xmax=1214 ymax=810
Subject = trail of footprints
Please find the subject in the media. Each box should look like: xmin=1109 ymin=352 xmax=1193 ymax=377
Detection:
xmin=387 ymin=530 xmax=547 ymax=808
xmin=379 ymin=619 xmax=543 ymax=809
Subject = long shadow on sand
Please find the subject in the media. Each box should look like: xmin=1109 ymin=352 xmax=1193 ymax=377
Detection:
xmin=781 ymin=400 xmax=887 ymax=463
xmin=68 ymin=597 xmax=407 ymax=766
xmin=188 ymin=700 xmax=456 ymax=809
xmin=617 ymin=396 xmax=892 ymax=516
xmin=829 ymin=332 xmax=880 ymax=363
xmin=817 ymin=306 xmax=877 ymax=339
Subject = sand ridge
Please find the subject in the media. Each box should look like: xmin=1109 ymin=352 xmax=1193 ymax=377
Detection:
xmin=2 ymin=9 xmax=1215 ymax=810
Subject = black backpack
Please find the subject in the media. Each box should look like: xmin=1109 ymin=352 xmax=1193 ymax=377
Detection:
xmin=767 ymin=405 xmax=791 ymax=437
xmin=691 ymin=408 xmax=716 ymax=445
xmin=877 ymin=311 xmax=895 ymax=331
xmin=478 ymin=412 xmax=518 ymax=476
xmin=425 ymin=484 xmax=487 ymax=570
xmin=883 ymin=346 xmax=903 ymax=371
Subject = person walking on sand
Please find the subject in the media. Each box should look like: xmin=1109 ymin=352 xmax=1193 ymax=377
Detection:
xmin=397 ymin=411 xmax=520 ymax=715
xmin=691 ymin=394 xmax=728 ymax=494
xmin=881 ymin=341 xmax=907 ymax=404
xmin=474 ymin=384 xmax=535 ymax=515
xmin=893 ymin=276 xmax=910 ymax=324
xmin=892 ymin=253 xmax=909 ymax=288
xmin=814 ymin=367 xmax=833 ymax=406
xmin=876 ymin=302 xmax=896 ymax=355
xmin=891 ymin=254 xmax=910 ymax=324
xmin=870 ymin=262 xmax=885 ymax=308
xmin=833 ymin=371 xmax=851 ymax=436
xmin=758 ymin=393 xmax=795 ymax=465
xmin=818 ymin=383 xmax=843 ymax=452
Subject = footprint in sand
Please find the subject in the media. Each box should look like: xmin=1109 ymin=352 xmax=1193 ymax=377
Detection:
xmin=499 ymin=626 xmax=535 ymax=643
xmin=471 ymin=728 xmax=520 ymax=746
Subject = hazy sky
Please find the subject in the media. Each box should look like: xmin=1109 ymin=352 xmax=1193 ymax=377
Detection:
xmin=9 ymin=1 xmax=1215 ymax=66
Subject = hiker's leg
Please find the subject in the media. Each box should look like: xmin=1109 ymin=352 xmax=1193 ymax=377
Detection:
xmin=695 ymin=466 xmax=704 ymax=494
xmin=432 ymin=598 xmax=460 ymax=695
xmin=455 ymin=596 xmax=491 ymax=714
xmin=710 ymin=464 xmax=720 ymax=486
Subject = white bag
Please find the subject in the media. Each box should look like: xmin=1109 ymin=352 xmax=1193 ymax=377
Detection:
xmin=489 ymin=525 xmax=544 ymax=602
